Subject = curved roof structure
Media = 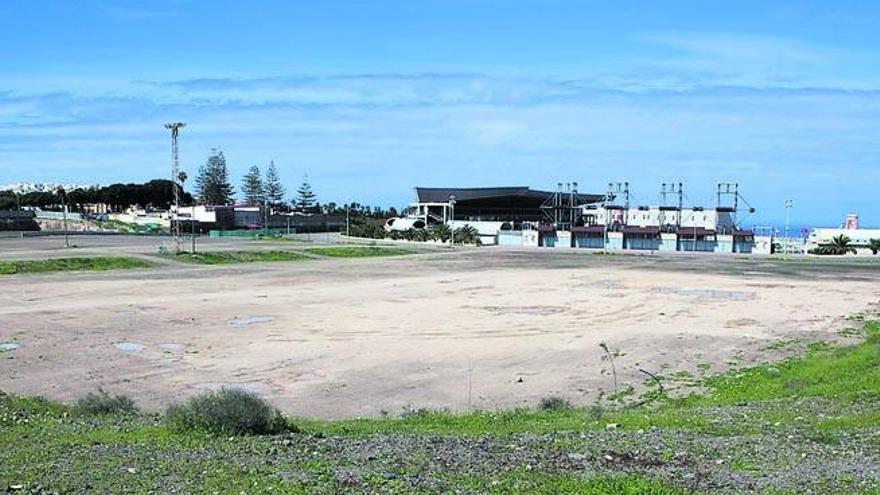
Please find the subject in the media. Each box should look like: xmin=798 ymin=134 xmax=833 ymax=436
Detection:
xmin=414 ymin=186 xmax=603 ymax=205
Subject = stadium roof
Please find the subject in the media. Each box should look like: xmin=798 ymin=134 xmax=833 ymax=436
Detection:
xmin=414 ymin=186 xmax=603 ymax=204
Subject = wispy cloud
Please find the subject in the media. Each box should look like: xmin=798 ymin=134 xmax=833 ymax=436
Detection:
xmin=104 ymin=6 xmax=176 ymax=21
xmin=0 ymin=66 xmax=878 ymax=224
xmin=625 ymin=31 xmax=875 ymax=90
xmin=642 ymin=31 xmax=827 ymax=65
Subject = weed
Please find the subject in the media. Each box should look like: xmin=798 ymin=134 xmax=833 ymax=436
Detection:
xmin=166 ymin=389 xmax=289 ymax=435
xmin=169 ymin=250 xmax=309 ymax=265
xmin=76 ymin=388 xmax=137 ymax=416
xmin=306 ymin=246 xmax=412 ymax=258
xmin=539 ymin=396 xmax=572 ymax=411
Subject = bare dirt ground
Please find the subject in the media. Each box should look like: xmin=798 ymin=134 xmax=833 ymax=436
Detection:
xmin=2 ymin=235 xmax=880 ymax=418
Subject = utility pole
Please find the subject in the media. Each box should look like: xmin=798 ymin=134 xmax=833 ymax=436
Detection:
xmin=165 ymin=122 xmax=186 ymax=251
xmin=345 ymin=203 xmax=350 ymax=236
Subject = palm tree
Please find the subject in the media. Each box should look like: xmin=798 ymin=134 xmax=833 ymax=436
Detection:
xmin=454 ymin=225 xmax=482 ymax=246
xmin=429 ymin=223 xmax=452 ymax=243
xmin=869 ymin=238 xmax=880 ymax=255
xmin=412 ymin=228 xmax=429 ymax=242
xmin=823 ymin=234 xmax=857 ymax=255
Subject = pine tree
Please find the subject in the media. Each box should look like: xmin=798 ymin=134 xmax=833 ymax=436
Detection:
xmin=240 ymin=165 xmax=265 ymax=205
xmin=264 ymin=161 xmax=286 ymax=208
xmin=295 ymin=175 xmax=316 ymax=211
xmin=196 ymin=149 xmax=234 ymax=205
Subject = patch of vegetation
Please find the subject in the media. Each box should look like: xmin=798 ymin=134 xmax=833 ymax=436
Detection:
xmin=729 ymin=458 xmax=761 ymax=474
xmin=2 ymin=319 xmax=880 ymax=493
xmin=166 ymin=389 xmax=290 ymax=436
xmin=255 ymin=235 xmax=311 ymax=242
xmin=808 ymin=234 xmax=857 ymax=256
xmin=761 ymin=338 xmax=800 ymax=351
xmin=538 ymin=396 xmax=572 ymax=411
xmin=348 ymin=222 xmax=483 ymax=245
xmin=94 ymin=218 xmax=165 ymax=234
xmin=0 ymin=256 xmax=150 ymax=275
xmin=168 ymin=250 xmax=309 ymax=265
xmin=75 ymin=389 xmax=137 ymax=416
xmin=453 ymin=472 xmax=691 ymax=494
xmin=306 ymin=246 xmax=412 ymax=258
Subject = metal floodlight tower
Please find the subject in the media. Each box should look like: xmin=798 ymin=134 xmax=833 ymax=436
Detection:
xmin=165 ymin=122 xmax=186 ymax=247
xmin=661 ymin=182 xmax=684 ymax=227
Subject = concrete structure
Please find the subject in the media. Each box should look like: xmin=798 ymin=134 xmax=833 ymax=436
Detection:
xmin=382 ymin=183 xmax=763 ymax=254
xmin=569 ymin=204 xmax=753 ymax=253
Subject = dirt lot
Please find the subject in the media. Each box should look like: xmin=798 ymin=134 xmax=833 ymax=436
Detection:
xmin=2 ymin=235 xmax=879 ymax=418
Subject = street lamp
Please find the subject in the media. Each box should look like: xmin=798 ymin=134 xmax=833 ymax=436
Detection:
xmin=57 ymin=187 xmax=69 ymax=248
xmin=448 ymin=195 xmax=456 ymax=247
xmin=784 ymin=199 xmax=793 ymax=254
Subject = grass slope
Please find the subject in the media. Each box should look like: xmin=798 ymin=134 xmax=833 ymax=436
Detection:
xmin=1 ymin=319 xmax=879 ymax=493
xmin=307 ymin=246 xmax=413 ymax=258
xmin=0 ymin=256 xmax=150 ymax=275
xmin=169 ymin=250 xmax=310 ymax=265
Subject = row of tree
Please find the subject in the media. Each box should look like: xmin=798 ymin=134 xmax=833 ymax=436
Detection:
xmin=196 ymin=149 xmax=397 ymax=216
xmin=0 ymin=180 xmax=191 ymax=212
xmin=348 ymin=221 xmax=482 ymax=245
xmin=196 ymin=150 xmax=316 ymax=212
xmin=1 ymin=150 xmax=403 ymax=216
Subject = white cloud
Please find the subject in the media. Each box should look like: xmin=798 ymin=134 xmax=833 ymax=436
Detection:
xmin=0 ymin=72 xmax=878 ymax=225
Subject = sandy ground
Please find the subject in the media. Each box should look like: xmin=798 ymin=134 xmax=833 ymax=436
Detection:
xmin=2 ymin=235 xmax=880 ymax=418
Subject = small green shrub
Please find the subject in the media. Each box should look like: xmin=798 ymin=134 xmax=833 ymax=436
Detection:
xmin=166 ymin=389 xmax=289 ymax=435
xmin=539 ymin=396 xmax=572 ymax=411
xmin=76 ymin=388 xmax=137 ymax=415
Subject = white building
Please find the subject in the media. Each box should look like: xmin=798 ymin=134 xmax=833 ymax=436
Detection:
xmin=807 ymin=228 xmax=880 ymax=255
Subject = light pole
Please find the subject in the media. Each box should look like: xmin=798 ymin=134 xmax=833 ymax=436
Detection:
xmin=165 ymin=122 xmax=186 ymax=250
xmin=784 ymin=199 xmax=793 ymax=254
xmin=57 ymin=187 xmax=69 ymax=248
xmin=448 ymin=195 xmax=456 ymax=247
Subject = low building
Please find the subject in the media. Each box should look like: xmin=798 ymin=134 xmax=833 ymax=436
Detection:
xmin=807 ymin=228 xmax=880 ymax=255
xmin=0 ymin=210 xmax=39 ymax=231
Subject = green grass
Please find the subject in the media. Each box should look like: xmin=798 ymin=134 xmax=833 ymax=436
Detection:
xmin=294 ymin=319 xmax=880 ymax=438
xmin=255 ymin=235 xmax=312 ymax=243
xmin=306 ymin=246 xmax=413 ymax=258
xmin=168 ymin=247 xmax=410 ymax=265
xmin=3 ymin=319 xmax=880 ymax=493
xmin=451 ymin=472 xmax=691 ymax=494
xmin=696 ymin=320 xmax=880 ymax=405
xmin=0 ymin=256 xmax=150 ymax=275
xmin=169 ymin=250 xmax=310 ymax=264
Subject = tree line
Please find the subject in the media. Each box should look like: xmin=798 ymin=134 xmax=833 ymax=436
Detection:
xmin=1 ymin=149 xmax=400 ymax=218
xmin=0 ymin=180 xmax=192 ymax=212
xmin=198 ymin=149 xmax=396 ymax=217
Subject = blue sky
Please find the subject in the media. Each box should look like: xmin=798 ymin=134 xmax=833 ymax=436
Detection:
xmin=1 ymin=1 xmax=879 ymax=226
